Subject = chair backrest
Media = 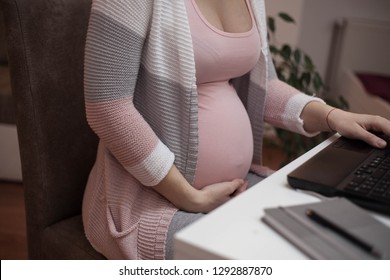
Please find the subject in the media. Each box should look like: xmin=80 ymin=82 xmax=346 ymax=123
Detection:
xmin=0 ymin=10 xmax=7 ymax=64
xmin=1 ymin=0 xmax=99 ymax=258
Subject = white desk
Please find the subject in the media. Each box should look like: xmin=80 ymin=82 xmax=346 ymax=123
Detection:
xmin=174 ymin=135 xmax=390 ymax=259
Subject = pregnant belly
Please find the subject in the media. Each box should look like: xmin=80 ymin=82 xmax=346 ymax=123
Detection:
xmin=193 ymin=82 xmax=253 ymax=189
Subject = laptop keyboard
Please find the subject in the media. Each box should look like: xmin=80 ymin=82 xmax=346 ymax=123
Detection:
xmin=345 ymin=154 xmax=390 ymax=203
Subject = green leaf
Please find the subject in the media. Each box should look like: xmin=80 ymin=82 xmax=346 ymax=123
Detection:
xmin=280 ymin=44 xmax=291 ymax=60
xmin=287 ymin=73 xmax=299 ymax=88
xmin=290 ymin=64 xmax=298 ymax=76
xmin=269 ymin=45 xmax=279 ymax=54
xmin=268 ymin=16 xmax=275 ymax=33
xmin=304 ymin=54 xmax=314 ymax=70
xmin=276 ymin=68 xmax=286 ymax=82
xmin=278 ymin=12 xmax=295 ymax=24
xmin=313 ymin=72 xmax=323 ymax=92
xmin=300 ymin=72 xmax=311 ymax=89
xmin=324 ymin=96 xmax=349 ymax=111
xmin=338 ymin=96 xmax=349 ymax=110
xmin=293 ymin=49 xmax=301 ymax=64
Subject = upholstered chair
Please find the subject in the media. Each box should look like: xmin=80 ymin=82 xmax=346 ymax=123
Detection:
xmin=1 ymin=0 xmax=105 ymax=259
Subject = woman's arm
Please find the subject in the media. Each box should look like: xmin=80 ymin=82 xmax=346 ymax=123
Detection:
xmin=299 ymin=101 xmax=335 ymax=133
xmin=300 ymin=101 xmax=390 ymax=149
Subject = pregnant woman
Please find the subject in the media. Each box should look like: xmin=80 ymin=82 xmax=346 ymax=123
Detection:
xmin=82 ymin=0 xmax=390 ymax=259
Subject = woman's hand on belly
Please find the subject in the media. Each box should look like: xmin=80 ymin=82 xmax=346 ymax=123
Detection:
xmin=193 ymin=178 xmax=248 ymax=213
xmin=152 ymin=164 xmax=248 ymax=213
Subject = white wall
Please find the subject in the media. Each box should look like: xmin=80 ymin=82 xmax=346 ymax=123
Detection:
xmin=265 ymin=0 xmax=305 ymax=47
xmin=265 ymin=0 xmax=390 ymax=96
xmin=0 ymin=124 xmax=22 ymax=182
xmin=298 ymin=0 xmax=390 ymax=84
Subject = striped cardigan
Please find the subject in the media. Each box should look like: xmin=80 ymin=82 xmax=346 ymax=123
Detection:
xmin=82 ymin=0 xmax=323 ymax=260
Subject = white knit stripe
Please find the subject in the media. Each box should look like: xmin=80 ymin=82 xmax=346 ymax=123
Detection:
xmin=283 ymin=94 xmax=325 ymax=136
xmin=143 ymin=1 xmax=195 ymax=84
xmin=249 ymin=0 xmax=268 ymax=52
xmin=125 ymin=141 xmax=175 ymax=187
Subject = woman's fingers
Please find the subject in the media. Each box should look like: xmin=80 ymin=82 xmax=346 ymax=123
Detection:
xmin=198 ymin=179 xmax=247 ymax=213
xmin=357 ymin=127 xmax=387 ymax=148
xmin=330 ymin=110 xmax=390 ymax=148
xmin=354 ymin=115 xmax=390 ymax=148
xmin=230 ymin=179 xmax=248 ymax=197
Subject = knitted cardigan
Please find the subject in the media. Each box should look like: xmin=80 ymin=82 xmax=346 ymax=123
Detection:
xmin=82 ymin=0 xmax=322 ymax=260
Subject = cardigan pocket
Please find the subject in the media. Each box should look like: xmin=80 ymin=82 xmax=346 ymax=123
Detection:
xmin=107 ymin=205 xmax=140 ymax=259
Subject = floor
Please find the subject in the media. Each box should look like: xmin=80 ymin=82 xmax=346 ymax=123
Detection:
xmin=0 ymin=181 xmax=27 ymax=260
xmin=0 ymin=145 xmax=286 ymax=260
xmin=0 ymin=63 xmax=27 ymax=259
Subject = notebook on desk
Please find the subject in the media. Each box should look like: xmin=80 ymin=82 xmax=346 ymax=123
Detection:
xmin=287 ymin=134 xmax=390 ymax=215
xmin=262 ymin=198 xmax=390 ymax=259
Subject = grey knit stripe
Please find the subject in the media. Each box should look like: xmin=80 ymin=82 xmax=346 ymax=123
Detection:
xmin=134 ymin=64 xmax=198 ymax=183
xmin=84 ymin=11 xmax=144 ymax=102
xmin=248 ymin=82 xmax=266 ymax=164
xmin=232 ymin=72 xmax=266 ymax=166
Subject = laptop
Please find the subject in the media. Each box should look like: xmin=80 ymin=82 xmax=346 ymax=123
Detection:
xmin=287 ymin=134 xmax=390 ymax=215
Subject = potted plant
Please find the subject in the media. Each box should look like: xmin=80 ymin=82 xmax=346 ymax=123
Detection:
xmin=266 ymin=12 xmax=348 ymax=165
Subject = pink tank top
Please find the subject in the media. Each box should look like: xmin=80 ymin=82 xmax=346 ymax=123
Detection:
xmin=185 ymin=0 xmax=261 ymax=189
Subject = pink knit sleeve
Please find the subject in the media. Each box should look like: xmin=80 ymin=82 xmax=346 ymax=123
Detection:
xmin=264 ymin=78 xmax=325 ymax=137
xmin=85 ymin=97 xmax=175 ymax=187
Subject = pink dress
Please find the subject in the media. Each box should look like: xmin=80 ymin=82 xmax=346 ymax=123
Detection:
xmin=185 ymin=0 xmax=261 ymax=188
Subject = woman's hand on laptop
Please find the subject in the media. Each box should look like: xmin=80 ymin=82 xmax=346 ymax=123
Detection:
xmin=327 ymin=109 xmax=390 ymax=149
xmin=300 ymin=101 xmax=390 ymax=149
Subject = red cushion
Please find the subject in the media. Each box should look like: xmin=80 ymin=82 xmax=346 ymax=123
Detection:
xmin=356 ymin=72 xmax=390 ymax=103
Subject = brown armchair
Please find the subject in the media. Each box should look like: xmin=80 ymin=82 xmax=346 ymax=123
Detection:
xmin=1 ymin=0 xmax=105 ymax=259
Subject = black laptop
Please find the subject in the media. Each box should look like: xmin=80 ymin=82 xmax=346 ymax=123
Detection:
xmin=287 ymin=134 xmax=390 ymax=215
